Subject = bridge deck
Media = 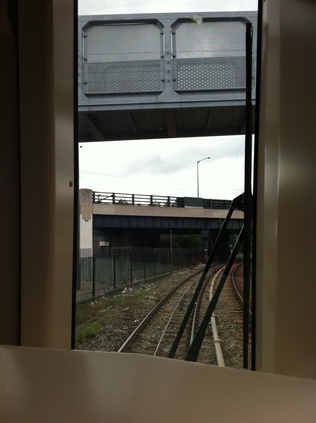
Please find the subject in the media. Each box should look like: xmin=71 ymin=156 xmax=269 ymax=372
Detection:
xmin=93 ymin=203 xmax=243 ymax=220
xmin=78 ymin=12 xmax=257 ymax=142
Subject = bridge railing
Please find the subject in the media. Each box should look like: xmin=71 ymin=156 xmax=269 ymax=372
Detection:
xmin=79 ymin=14 xmax=257 ymax=100
xmin=202 ymin=198 xmax=233 ymax=210
xmin=92 ymin=191 xmax=233 ymax=210
xmin=93 ymin=191 xmax=178 ymax=207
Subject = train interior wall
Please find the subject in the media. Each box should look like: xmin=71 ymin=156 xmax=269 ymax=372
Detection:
xmin=255 ymin=0 xmax=316 ymax=378
xmin=0 ymin=0 xmax=315 ymax=421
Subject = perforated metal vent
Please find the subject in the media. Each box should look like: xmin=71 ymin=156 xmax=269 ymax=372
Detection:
xmin=176 ymin=58 xmax=246 ymax=91
xmin=102 ymin=66 xmax=161 ymax=93
xmin=84 ymin=61 xmax=162 ymax=94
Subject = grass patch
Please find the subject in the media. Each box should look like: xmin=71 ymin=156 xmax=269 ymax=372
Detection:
xmin=75 ymin=287 xmax=159 ymax=348
xmin=132 ymin=289 xmax=147 ymax=300
xmin=75 ymin=321 xmax=101 ymax=345
xmin=76 ymin=295 xmax=124 ymax=324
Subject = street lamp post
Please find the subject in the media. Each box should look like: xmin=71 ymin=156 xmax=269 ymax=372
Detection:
xmin=197 ymin=156 xmax=210 ymax=197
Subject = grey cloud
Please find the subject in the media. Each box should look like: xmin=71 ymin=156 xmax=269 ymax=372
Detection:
xmin=121 ymin=136 xmax=244 ymax=177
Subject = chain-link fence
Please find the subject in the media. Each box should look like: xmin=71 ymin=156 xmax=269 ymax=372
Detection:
xmin=76 ymin=247 xmax=203 ymax=302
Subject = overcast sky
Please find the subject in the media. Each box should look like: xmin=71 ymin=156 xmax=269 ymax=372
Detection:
xmin=78 ymin=0 xmax=258 ymax=15
xmin=78 ymin=0 xmax=257 ymax=200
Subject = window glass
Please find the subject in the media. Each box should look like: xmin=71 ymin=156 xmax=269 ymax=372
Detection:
xmin=76 ymin=0 xmax=258 ymax=370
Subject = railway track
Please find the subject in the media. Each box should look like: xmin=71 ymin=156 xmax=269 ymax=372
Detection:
xmin=118 ymin=263 xmax=225 ymax=365
xmin=231 ymin=261 xmax=252 ymax=321
xmin=76 ymin=259 xmax=250 ymax=368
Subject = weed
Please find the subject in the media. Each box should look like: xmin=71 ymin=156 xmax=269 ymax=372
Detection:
xmin=75 ymin=321 xmax=101 ymax=345
xmin=75 ymin=289 xmax=150 ymax=347
xmin=132 ymin=289 xmax=147 ymax=300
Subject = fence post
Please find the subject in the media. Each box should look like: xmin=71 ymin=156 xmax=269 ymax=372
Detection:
xmin=76 ymin=256 xmax=81 ymax=290
xmin=92 ymin=257 xmax=96 ymax=297
xmin=113 ymin=255 xmax=116 ymax=289
xmin=129 ymin=252 xmax=132 ymax=283
xmin=170 ymin=229 xmax=173 ymax=273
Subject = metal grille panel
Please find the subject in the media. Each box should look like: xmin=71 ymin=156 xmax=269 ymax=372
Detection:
xmin=84 ymin=61 xmax=162 ymax=94
xmin=176 ymin=58 xmax=246 ymax=91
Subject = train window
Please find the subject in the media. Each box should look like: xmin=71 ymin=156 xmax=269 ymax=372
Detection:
xmin=75 ymin=0 xmax=259 ymax=370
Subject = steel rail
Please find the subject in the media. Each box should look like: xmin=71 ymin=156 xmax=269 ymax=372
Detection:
xmin=186 ymin=225 xmax=244 ymax=362
xmin=209 ymin=268 xmax=225 ymax=367
xmin=153 ymin=282 xmax=194 ymax=356
xmin=231 ymin=261 xmax=252 ymax=318
xmin=168 ymin=193 xmax=244 ymax=359
xmin=155 ymin=268 xmax=218 ymax=357
xmin=189 ymin=272 xmax=215 ymax=346
xmin=117 ymin=268 xmax=202 ymax=353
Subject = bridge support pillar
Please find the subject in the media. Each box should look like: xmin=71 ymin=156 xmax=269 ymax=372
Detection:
xmin=79 ymin=189 xmax=93 ymax=258
xmin=207 ymin=229 xmax=231 ymax=261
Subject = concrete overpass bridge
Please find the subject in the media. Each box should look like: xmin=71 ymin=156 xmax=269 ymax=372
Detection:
xmin=79 ymin=189 xmax=244 ymax=258
xmin=78 ymin=11 xmax=257 ymax=142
